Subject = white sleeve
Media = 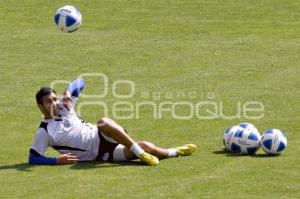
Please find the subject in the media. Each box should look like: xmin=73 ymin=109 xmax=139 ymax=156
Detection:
xmin=71 ymin=96 xmax=78 ymax=107
xmin=31 ymin=129 xmax=50 ymax=156
xmin=58 ymin=97 xmax=78 ymax=116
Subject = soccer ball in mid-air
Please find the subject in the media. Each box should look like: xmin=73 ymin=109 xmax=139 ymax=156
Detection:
xmin=230 ymin=127 xmax=261 ymax=155
xmin=54 ymin=5 xmax=82 ymax=33
xmin=223 ymin=126 xmax=244 ymax=152
xmin=260 ymin=129 xmax=287 ymax=155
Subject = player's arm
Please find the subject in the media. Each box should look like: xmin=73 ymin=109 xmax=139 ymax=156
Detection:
xmin=29 ymin=150 xmax=79 ymax=165
xmin=29 ymin=129 xmax=79 ymax=165
xmin=29 ymin=148 xmax=56 ymax=165
xmin=63 ymin=78 xmax=85 ymax=110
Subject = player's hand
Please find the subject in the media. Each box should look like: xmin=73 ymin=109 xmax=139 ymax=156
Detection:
xmin=56 ymin=153 xmax=79 ymax=165
xmin=63 ymin=90 xmax=73 ymax=111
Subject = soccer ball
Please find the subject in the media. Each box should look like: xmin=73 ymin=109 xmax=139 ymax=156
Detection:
xmin=223 ymin=126 xmax=244 ymax=152
xmin=54 ymin=5 xmax=82 ymax=33
xmin=223 ymin=126 xmax=234 ymax=149
xmin=230 ymin=128 xmax=261 ymax=155
xmin=260 ymin=129 xmax=287 ymax=155
xmin=239 ymin=122 xmax=259 ymax=135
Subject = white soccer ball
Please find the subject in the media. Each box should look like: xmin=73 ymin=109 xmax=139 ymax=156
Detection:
xmin=223 ymin=126 xmax=243 ymax=152
xmin=231 ymin=128 xmax=261 ymax=155
xmin=260 ymin=129 xmax=287 ymax=155
xmin=54 ymin=5 xmax=82 ymax=33
xmin=239 ymin=122 xmax=259 ymax=135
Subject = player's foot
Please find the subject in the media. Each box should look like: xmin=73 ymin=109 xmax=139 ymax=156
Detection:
xmin=139 ymin=152 xmax=159 ymax=166
xmin=176 ymin=144 xmax=197 ymax=156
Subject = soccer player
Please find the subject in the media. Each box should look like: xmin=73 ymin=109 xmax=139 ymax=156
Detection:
xmin=29 ymin=79 xmax=197 ymax=166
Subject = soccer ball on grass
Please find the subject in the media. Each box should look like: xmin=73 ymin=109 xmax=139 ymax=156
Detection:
xmin=260 ymin=129 xmax=287 ymax=155
xmin=223 ymin=123 xmax=261 ymax=155
xmin=223 ymin=126 xmax=244 ymax=153
xmin=230 ymin=128 xmax=261 ymax=155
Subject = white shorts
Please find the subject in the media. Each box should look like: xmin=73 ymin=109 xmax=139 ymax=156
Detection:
xmin=97 ymin=132 xmax=128 ymax=162
xmin=113 ymin=144 xmax=127 ymax=161
xmin=101 ymin=133 xmax=127 ymax=161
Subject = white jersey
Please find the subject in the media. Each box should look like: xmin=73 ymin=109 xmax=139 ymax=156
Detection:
xmin=31 ymin=98 xmax=100 ymax=161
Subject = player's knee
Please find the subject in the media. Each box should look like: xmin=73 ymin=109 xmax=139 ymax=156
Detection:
xmin=138 ymin=141 xmax=155 ymax=153
xmin=97 ymin=117 xmax=114 ymax=128
xmin=97 ymin=117 xmax=120 ymax=137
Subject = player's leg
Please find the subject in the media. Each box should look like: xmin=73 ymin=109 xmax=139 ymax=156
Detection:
xmin=138 ymin=141 xmax=170 ymax=159
xmin=112 ymin=142 xmax=168 ymax=162
xmin=97 ymin=117 xmax=159 ymax=166
xmin=137 ymin=141 xmax=198 ymax=158
xmin=113 ymin=141 xmax=169 ymax=161
xmin=113 ymin=141 xmax=198 ymax=162
xmin=97 ymin=117 xmax=134 ymax=148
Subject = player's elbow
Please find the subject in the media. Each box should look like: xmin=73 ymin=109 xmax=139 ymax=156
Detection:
xmin=28 ymin=153 xmax=36 ymax=164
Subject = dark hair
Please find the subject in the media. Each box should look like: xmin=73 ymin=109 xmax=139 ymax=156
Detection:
xmin=36 ymin=87 xmax=56 ymax=104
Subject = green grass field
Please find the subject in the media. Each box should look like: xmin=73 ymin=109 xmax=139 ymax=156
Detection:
xmin=1 ymin=0 xmax=300 ymax=198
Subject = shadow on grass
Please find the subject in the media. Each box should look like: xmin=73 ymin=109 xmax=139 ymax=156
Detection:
xmin=0 ymin=161 xmax=145 ymax=172
xmin=70 ymin=160 xmax=145 ymax=170
xmin=213 ymin=148 xmax=280 ymax=158
xmin=249 ymin=153 xmax=281 ymax=158
xmin=213 ymin=149 xmax=247 ymax=157
xmin=0 ymin=163 xmax=36 ymax=172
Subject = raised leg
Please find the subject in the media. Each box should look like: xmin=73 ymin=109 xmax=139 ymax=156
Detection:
xmin=97 ymin=117 xmax=159 ymax=166
xmin=97 ymin=117 xmax=135 ymax=148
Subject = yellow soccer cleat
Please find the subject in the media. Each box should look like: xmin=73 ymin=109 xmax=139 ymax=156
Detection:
xmin=139 ymin=152 xmax=159 ymax=166
xmin=176 ymin=144 xmax=197 ymax=156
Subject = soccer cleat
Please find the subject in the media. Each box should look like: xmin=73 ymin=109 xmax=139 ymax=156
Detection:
xmin=176 ymin=144 xmax=197 ymax=156
xmin=139 ymin=152 xmax=159 ymax=166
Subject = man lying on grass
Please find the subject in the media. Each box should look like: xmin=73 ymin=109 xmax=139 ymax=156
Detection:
xmin=29 ymin=79 xmax=197 ymax=166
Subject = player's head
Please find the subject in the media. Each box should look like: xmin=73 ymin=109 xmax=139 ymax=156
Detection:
xmin=36 ymin=87 xmax=59 ymax=118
